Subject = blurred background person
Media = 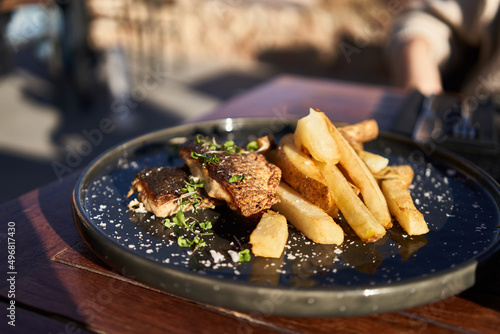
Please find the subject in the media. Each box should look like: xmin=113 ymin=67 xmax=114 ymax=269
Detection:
xmin=387 ymin=0 xmax=500 ymax=103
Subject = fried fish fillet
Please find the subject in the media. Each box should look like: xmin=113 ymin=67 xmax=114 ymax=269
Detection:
xmin=179 ymin=139 xmax=281 ymax=217
xmin=127 ymin=165 xmax=215 ymax=217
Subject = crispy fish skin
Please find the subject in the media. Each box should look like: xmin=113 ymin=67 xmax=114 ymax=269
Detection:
xmin=179 ymin=140 xmax=281 ymax=217
xmin=127 ymin=165 xmax=215 ymax=217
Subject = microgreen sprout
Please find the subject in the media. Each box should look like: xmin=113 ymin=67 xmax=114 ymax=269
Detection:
xmin=162 ymin=179 xmax=213 ymax=252
xmin=192 ymin=135 xmax=260 ymax=169
xmin=190 ymin=151 xmax=220 ymax=168
xmin=179 ymin=177 xmax=205 ymax=214
xmin=177 ymin=235 xmax=206 ymax=251
xmin=163 ymin=204 xmax=212 ymax=235
xmin=246 ymin=141 xmax=259 ymax=152
xmin=228 ymin=174 xmax=245 ymax=183
xmin=238 ymin=249 xmax=251 ymax=262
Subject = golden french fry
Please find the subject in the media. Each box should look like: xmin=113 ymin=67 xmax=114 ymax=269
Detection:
xmin=380 ymin=166 xmax=429 ymax=235
xmin=348 ymin=180 xmax=361 ymax=196
xmin=274 ymin=134 xmax=336 ymax=212
xmin=250 ymin=210 xmax=289 ymax=258
xmin=294 ymin=108 xmax=340 ymax=165
xmin=338 ymin=119 xmax=379 ymax=145
xmin=375 ymin=165 xmax=414 ymax=188
xmin=358 ymin=150 xmax=389 ymax=174
xmin=316 ymin=161 xmax=386 ymax=243
xmin=273 ymin=183 xmax=344 ymax=245
xmin=320 ymin=113 xmax=392 ymax=229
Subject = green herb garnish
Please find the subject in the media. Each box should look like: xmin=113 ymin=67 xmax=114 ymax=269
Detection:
xmin=162 ymin=178 xmax=213 ymax=252
xmin=163 ymin=218 xmax=175 ymax=229
xmin=190 ymin=151 xmax=220 ymax=168
xmin=228 ymin=174 xmax=245 ymax=183
xmin=238 ymin=249 xmax=251 ymax=262
xmin=192 ymin=136 xmax=261 ymax=169
xmin=177 ymin=235 xmax=206 ymax=250
xmin=199 ymin=220 xmax=212 ymax=230
xmin=246 ymin=141 xmax=259 ymax=152
xmin=163 ymin=204 xmax=213 ymax=252
xmin=177 ymin=235 xmax=191 ymax=248
xmin=180 ymin=177 xmax=205 ymax=214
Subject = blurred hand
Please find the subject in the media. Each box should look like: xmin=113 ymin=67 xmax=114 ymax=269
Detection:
xmin=392 ymin=37 xmax=443 ymax=96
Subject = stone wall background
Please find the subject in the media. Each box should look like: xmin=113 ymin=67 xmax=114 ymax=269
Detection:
xmin=87 ymin=0 xmax=405 ymax=84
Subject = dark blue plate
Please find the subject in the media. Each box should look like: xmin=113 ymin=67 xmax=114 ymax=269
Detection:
xmin=72 ymin=118 xmax=500 ymax=316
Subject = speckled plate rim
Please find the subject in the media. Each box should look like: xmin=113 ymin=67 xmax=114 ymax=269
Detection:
xmin=72 ymin=117 xmax=500 ymax=317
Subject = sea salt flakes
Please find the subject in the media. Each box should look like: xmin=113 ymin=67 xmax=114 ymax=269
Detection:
xmin=227 ymin=250 xmax=240 ymax=263
xmin=210 ymin=250 xmax=225 ymax=263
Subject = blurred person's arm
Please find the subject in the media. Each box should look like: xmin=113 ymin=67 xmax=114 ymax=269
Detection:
xmin=391 ymin=36 xmax=443 ymax=96
xmin=386 ymin=0 xmax=490 ymax=95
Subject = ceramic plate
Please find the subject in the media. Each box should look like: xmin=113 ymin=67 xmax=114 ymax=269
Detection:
xmin=72 ymin=118 xmax=500 ymax=317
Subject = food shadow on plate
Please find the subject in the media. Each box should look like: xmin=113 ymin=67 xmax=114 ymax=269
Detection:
xmin=128 ymin=199 xmax=430 ymax=287
xmin=128 ymin=204 xmax=255 ymax=272
xmin=337 ymin=216 xmax=429 ymax=272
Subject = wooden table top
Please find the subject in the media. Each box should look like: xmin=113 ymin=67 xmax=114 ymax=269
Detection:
xmin=1 ymin=75 xmax=499 ymax=333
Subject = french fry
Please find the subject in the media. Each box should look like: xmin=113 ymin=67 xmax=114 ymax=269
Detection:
xmin=274 ymin=134 xmax=336 ymax=212
xmin=338 ymin=119 xmax=379 ymax=145
xmin=316 ymin=161 xmax=386 ymax=243
xmin=375 ymin=165 xmax=414 ymax=188
xmin=320 ymin=113 xmax=393 ymax=229
xmin=273 ymin=183 xmax=344 ymax=245
xmin=271 ymin=110 xmax=428 ymax=247
xmin=294 ymin=108 xmax=340 ymax=165
xmin=379 ymin=166 xmax=429 ymax=235
xmin=358 ymin=150 xmax=389 ymax=174
xmin=250 ymin=210 xmax=289 ymax=258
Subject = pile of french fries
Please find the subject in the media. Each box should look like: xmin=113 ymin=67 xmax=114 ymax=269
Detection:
xmin=250 ymin=108 xmax=428 ymax=258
